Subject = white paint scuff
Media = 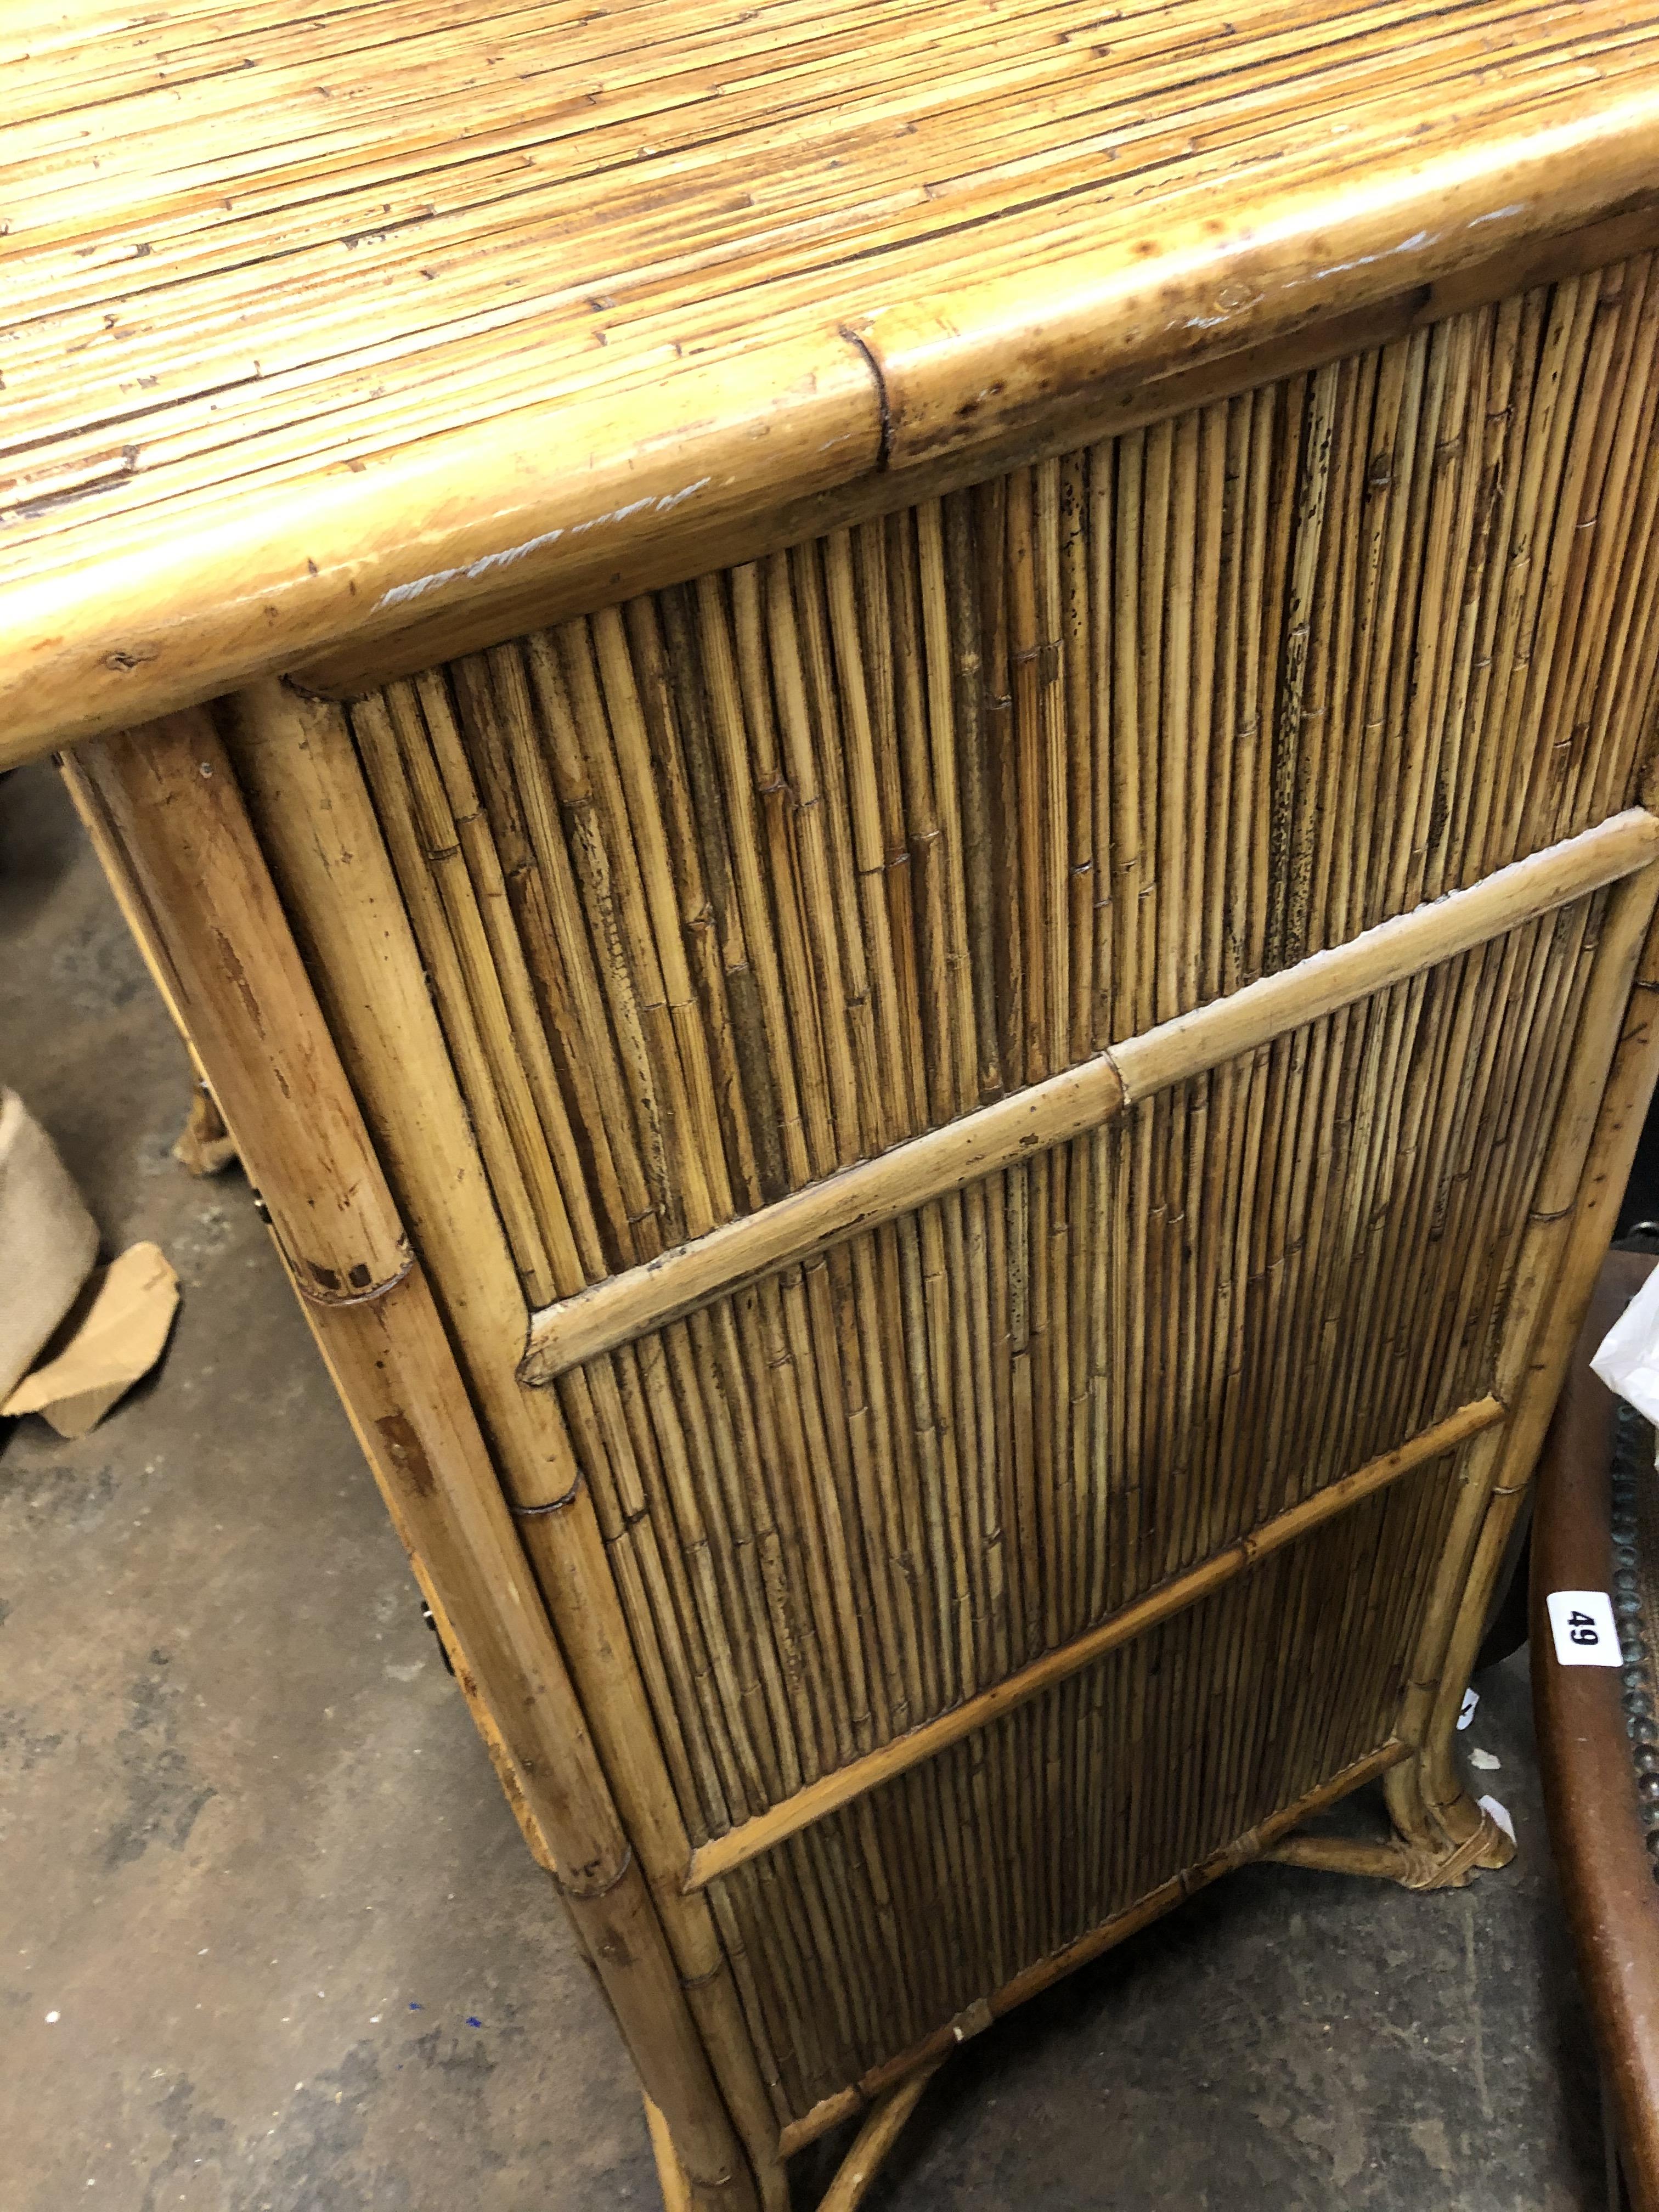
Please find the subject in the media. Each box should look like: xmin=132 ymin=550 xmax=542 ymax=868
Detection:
xmin=374 ymin=476 xmax=712 ymax=614
xmin=1477 ymin=1793 xmax=1515 ymax=1844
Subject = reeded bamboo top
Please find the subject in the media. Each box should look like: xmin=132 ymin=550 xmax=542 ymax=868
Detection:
xmin=3 ymin=0 xmax=1658 ymax=759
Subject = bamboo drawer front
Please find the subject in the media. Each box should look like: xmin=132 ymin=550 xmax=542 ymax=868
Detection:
xmin=12 ymin=6 xmax=1659 ymax=2205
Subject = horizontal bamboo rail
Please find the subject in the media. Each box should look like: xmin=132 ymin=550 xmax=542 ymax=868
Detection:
xmin=521 ymin=1058 xmax=1121 ymax=1381
xmin=684 ymin=1392 xmax=1502 ymax=1891
xmin=523 ymin=809 xmax=1659 ymax=1384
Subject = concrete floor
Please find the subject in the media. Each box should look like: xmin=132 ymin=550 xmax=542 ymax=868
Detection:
xmin=0 ymin=758 xmax=1607 ymax=2211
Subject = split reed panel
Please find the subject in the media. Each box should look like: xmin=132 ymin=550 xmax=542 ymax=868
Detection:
xmin=710 ymin=1451 xmax=1463 ymax=2118
xmin=347 ymin=257 xmax=1659 ymax=1308
xmin=541 ymin=895 xmax=1596 ymax=1850
xmin=319 ymin=251 xmax=1659 ymax=2137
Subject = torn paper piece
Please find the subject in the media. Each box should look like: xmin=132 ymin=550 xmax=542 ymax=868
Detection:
xmin=1469 ymin=1748 xmax=1500 ymax=1771
xmin=1458 ymin=1688 xmax=1479 ymax=1730
xmin=3 ymin=1242 xmax=179 ymax=1438
xmin=1592 ymin=1261 xmax=1659 ymax=1431
xmin=172 ymin=1086 xmax=236 ymax=1179
xmin=1477 ymin=1794 xmax=1516 ymax=1844
xmin=0 ymin=1087 xmax=98 ymax=1401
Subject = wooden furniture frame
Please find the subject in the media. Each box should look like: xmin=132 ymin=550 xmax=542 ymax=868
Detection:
xmin=10 ymin=9 xmax=1659 ymax=2204
xmin=1533 ymin=1250 xmax=1659 ymax=2212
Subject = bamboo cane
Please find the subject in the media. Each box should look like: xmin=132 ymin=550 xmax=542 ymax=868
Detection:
xmin=1404 ymin=865 xmax=1659 ymax=1845
xmin=218 ymin=677 xmax=788 ymax=2203
xmin=523 ymin=810 xmax=1659 ymax=1381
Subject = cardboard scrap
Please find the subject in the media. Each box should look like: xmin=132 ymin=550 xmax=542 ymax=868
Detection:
xmin=0 ymin=1087 xmax=99 ymax=1401
xmin=172 ymin=1087 xmax=237 ymax=1179
xmin=3 ymin=1241 xmax=179 ymax=1438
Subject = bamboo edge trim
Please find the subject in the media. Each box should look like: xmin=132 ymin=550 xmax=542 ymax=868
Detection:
xmin=9 ymin=92 xmax=1659 ymax=765
xmin=523 ymin=810 xmax=1659 ymax=1384
xmin=682 ymin=1394 xmax=1503 ymax=1892
xmin=777 ymin=1737 xmax=1409 ymax=2156
xmin=296 ymin=194 xmax=1659 ymax=706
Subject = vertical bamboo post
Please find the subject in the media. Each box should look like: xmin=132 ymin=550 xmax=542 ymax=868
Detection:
xmin=1390 ymin=862 xmax=1659 ymax=1854
xmin=57 ymin=758 xmax=236 ymax=1174
xmin=219 ymin=675 xmax=787 ymax=2208
xmin=65 ymin=750 xmax=559 ymax=1871
xmin=67 ymin=708 xmax=761 ymax=2212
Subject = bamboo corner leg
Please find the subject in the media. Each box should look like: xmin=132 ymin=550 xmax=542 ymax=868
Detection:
xmin=647 ymin=2098 xmax=697 ymax=2212
xmin=816 ymin=2067 xmax=943 ymax=2212
xmin=1380 ymin=1712 xmax=1519 ymax=1888
xmin=1270 ymin=868 xmax=1659 ymax=1900
xmin=71 ymin=713 xmax=764 ymax=2212
xmin=1265 ymin=1678 xmax=1515 ymax=1893
xmin=58 ymin=749 xmax=240 ymax=1182
xmin=650 ymin=2068 xmax=944 ymax=2212
xmin=1263 ymin=1780 xmax=1514 ymax=1894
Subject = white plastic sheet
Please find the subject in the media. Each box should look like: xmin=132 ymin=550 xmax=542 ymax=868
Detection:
xmin=1590 ymin=1259 xmax=1659 ymax=1427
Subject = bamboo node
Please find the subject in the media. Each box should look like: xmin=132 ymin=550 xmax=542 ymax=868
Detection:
xmin=837 ymin=321 xmax=892 ymax=469
xmin=557 ymin=1843 xmax=634 ymax=1901
xmin=512 ymin=1477 xmax=585 ymax=1516
xmin=679 ymin=1961 xmax=729 ymax=1991
xmin=295 ymin=1245 xmax=415 ymax=1306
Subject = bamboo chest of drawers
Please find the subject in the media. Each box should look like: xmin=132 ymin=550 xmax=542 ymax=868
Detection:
xmin=8 ymin=5 xmax=1659 ymax=2204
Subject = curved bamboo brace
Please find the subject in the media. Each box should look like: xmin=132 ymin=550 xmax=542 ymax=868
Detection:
xmin=816 ymin=2066 xmax=944 ymax=2212
xmin=653 ymin=2068 xmax=942 ymax=2212
xmin=1262 ymin=1824 xmax=1506 ymax=1891
xmin=659 ymin=2070 xmax=946 ymax=2212
xmin=780 ymin=1739 xmax=1409 ymax=2154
